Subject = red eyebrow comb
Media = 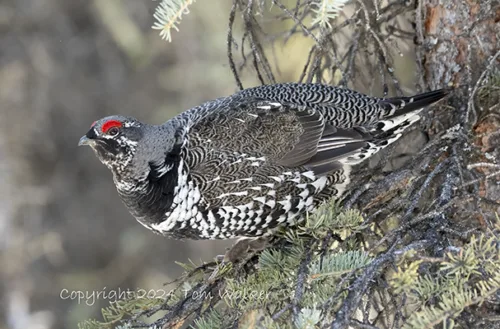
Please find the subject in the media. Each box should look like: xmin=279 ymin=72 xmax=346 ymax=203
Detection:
xmin=101 ymin=120 xmax=123 ymax=133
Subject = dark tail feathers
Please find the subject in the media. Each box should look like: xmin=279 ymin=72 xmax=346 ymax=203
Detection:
xmin=382 ymin=88 xmax=450 ymax=119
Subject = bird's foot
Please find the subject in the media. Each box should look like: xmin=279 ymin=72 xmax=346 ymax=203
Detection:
xmin=224 ymin=236 xmax=270 ymax=263
xmin=208 ymin=237 xmax=269 ymax=283
xmin=214 ymin=237 xmax=270 ymax=263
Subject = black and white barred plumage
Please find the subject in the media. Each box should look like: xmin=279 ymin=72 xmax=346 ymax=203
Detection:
xmin=79 ymin=83 xmax=448 ymax=239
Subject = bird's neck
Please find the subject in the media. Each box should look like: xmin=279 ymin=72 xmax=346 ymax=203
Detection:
xmin=111 ymin=121 xmax=180 ymax=190
xmin=114 ymin=144 xmax=185 ymax=228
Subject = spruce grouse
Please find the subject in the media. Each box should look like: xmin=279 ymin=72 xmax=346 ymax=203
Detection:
xmin=79 ymin=83 xmax=448 ymax=240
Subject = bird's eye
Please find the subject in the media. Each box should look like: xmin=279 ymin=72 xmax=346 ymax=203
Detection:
xmin=107 ymin=127 xmax=120 ymax=136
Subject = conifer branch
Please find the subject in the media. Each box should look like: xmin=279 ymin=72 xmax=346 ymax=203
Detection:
xmin=151 ymin=0 xmax=195 ymax=41
xmin=312 ymin=0 xmax=351 ymax=28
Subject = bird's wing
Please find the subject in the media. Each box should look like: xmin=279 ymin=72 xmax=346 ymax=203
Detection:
xmin=182 ymin=100 xmax=364 ymax=213
xmin=186 ymin=100 xmax=372 ymax=176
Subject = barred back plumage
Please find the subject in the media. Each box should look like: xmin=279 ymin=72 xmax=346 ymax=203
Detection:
xmin=80 ymin=83 xmax=449 ymax=240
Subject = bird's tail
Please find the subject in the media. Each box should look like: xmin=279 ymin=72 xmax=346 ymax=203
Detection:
xmin=339 ymin=88 xmax=450 ymax=166
xmin=371 ymin=88 xmax=450 ymax=135
xmin=381 ymin=88 xmax=451 ymax=119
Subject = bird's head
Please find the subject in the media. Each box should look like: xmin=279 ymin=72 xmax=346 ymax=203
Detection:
xmin=79 ymin=115 xmax=144 ymax=174
xmin=80 ymin=115 xmax=181 ymax=185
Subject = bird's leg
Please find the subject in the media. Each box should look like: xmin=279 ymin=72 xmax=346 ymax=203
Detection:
xmin=214 ymin=237 xmax=270 ymax=263
xmin=208 ymin=237 xmax=270 ymax=283
xmin=224 ymin=236 xmax=270 ymax=263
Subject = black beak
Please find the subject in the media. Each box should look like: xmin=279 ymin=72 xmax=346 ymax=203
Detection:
xmin=78 ymin=128 xmax=98 ymax=146
xmin=78 ymin=135 xmax=91 ymax=146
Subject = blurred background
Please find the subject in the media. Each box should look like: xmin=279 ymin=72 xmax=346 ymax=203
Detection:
xmin=0 ymin=0 xmax=419 ymax=328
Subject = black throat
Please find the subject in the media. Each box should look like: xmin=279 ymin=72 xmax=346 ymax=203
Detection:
xmin=117 ymin=143 xmax=183 ymax=227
